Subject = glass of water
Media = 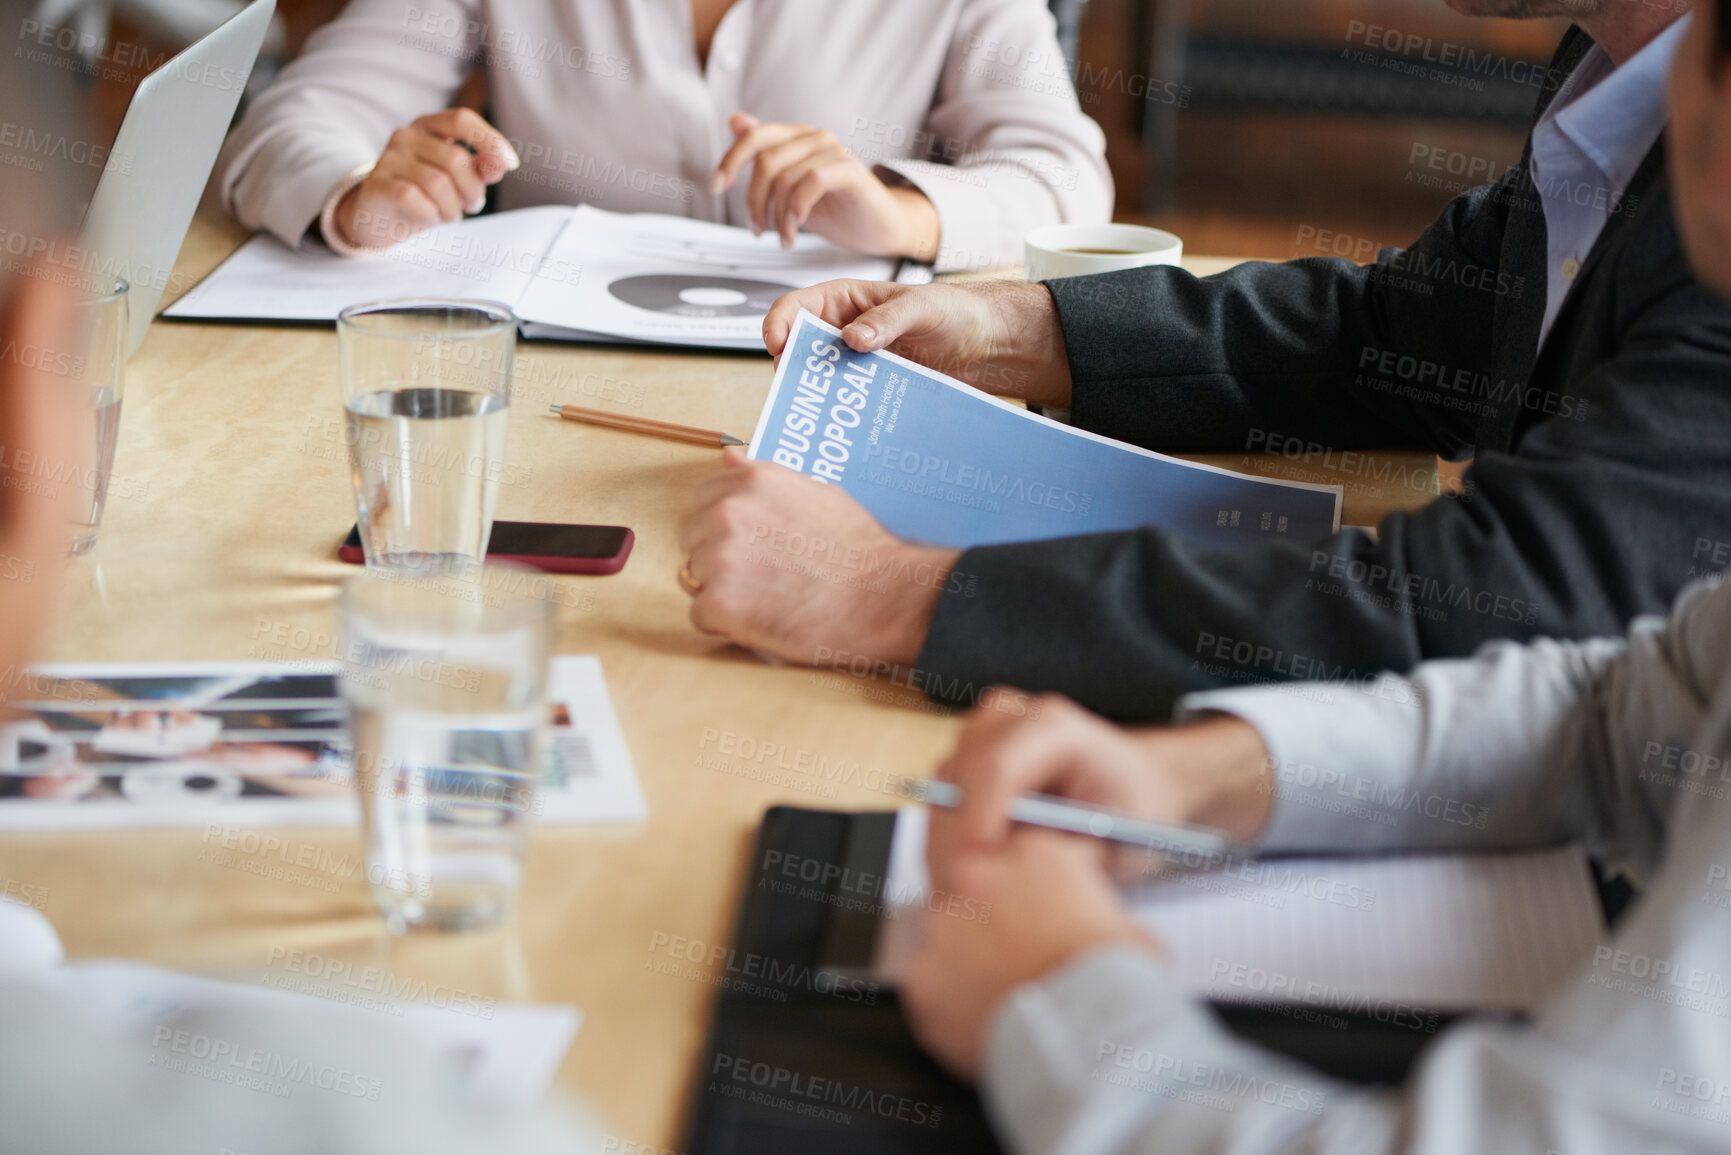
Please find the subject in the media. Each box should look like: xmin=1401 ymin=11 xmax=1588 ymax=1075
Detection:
xmin=336 ymin=299 xmax=515 ymax=575
xmin=69 ymin=278 xmax=128 ymax=555
xmin=340 ymin=566 xmax=553 ymax=932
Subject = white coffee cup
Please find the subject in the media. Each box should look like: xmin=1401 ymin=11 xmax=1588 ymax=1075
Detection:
xmin=1024 ymin=223 xmax=1184 ymax=282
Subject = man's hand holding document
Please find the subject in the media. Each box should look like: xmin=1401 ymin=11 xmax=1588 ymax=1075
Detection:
xmin=745 ymin=310 xmax=1341 ymax=551
xmin=678 ymin=308 xmax=1341 ymax=672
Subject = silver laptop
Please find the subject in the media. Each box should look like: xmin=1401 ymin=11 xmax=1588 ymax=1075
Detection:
xmin=79 ymin=0 xmax=276 ymax=356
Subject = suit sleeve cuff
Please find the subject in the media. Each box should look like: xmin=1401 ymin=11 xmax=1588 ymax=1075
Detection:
xmin=1044 ymin=267 xmax=1183 ymax=437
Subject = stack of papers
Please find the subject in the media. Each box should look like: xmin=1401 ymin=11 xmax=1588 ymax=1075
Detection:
xmin=164 ymin=206 xmax=929 ymax=350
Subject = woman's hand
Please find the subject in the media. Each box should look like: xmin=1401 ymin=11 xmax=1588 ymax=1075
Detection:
xmin=712 ymin=113 xmax=940 ymax=259
xmin=330 ymin=109 xmax=519 ymax=251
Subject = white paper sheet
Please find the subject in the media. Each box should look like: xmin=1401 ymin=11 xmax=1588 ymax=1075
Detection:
xmin=0 ymin=902 xmax=577 ymax=1110
xmin=0 ymin=656 xmax=646 ymax=829
xmin=514 ymin=207 xmax=906 ymax=348
xmin=538 ymin=655 xmax=647 ymax=824
xmin=872 ymin=809 xmax=1607 ymax=1013
xmin=165 ymin=207 xmax=573 ymax=321
xmin=1122 ymin=844 xmax=1606 ymax=1012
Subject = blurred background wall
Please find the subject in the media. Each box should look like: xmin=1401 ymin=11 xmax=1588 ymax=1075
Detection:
xmin=1076 ymin=0 xmax=1566 ymax=256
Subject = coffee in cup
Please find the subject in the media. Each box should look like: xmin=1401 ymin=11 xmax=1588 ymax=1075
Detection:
xmin=1024 ymin=223 xmax=1183 ymax=281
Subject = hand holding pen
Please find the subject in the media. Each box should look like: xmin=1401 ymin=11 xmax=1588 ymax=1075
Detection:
xmin=900 ymin=694 xmax=1276 ymax=1079
xmin=329 ymin=108 xmax=521 ymax=251
xmin=920 ymin=692 xmax=1274 ymax=876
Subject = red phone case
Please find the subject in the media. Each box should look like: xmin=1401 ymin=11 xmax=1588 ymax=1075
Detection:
xmin=337 ymin=525 xmax=633 ymax=575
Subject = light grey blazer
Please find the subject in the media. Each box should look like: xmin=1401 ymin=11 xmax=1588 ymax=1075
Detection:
xmin=986 ymin=574 xmax=1731 ymax=1154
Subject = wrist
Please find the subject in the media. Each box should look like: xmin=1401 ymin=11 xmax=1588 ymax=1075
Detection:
xmin=886 ymin=186 xmax=941 ymax=264
xmin=860 ymin=543 xmax=960 ymax=666
xmin=328 ymin=189 xmax=359 ymax=247
xmin=1143 ymin=715 xmax=1274 ymax=843
xmin=1024 ymin=284 xmax=1072 ymax=409
xmin=981 ymin=282 xmax=1071 ymax=409
xmin=1063 ymin=922 xmax=1164 ymax=972
xmin=318 ymin=164 xmax=377 ymax=255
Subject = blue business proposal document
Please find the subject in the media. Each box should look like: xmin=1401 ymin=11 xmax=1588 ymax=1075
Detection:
xmin=747 ymin=311 xmax=1342 ymax=550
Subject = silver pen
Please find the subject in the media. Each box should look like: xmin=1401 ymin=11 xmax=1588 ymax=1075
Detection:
xmin=903 ymin=777 xmax=1241 ymax=859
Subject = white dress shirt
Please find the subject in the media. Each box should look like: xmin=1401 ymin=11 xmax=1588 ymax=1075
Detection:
xmin=214 ymin=0 xmax=1113 ymax=271
xmin=982 ymin=573 xmax=1731 ymax=1154
xmin=1530 ymin=16 xmax=1689 ymax=345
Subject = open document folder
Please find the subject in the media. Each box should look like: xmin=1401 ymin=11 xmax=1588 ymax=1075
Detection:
xmin=748 ymin=311 xmax=1342 ymax=549
xmin=164 ymin=205 xmax=930 ymax=350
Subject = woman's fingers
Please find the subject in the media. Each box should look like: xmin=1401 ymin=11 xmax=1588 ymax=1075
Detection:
xmin=363 ymin=176 xmax=442 ymax=237
xmin=404 ymin=132 xmax=486 ymax=213
xmin=413 ymin=108 xmax=518 ymax=183
xmin=340 ymin=110 xmax=517 ymax=248
xmin=773 ymin=156 xmax=854 ymax=247
xmin=712 ymin=119 xmax=808 ymax=197
xmin=400 ymin=157 xmax=466 ymax=222
xmin=743 ymin=131 xmax=831 ymax=234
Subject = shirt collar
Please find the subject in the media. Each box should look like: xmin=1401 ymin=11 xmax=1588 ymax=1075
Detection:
xmin=1538 ymin=14 xmax=1692 ymax=191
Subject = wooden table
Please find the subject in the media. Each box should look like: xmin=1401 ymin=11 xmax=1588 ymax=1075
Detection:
xmin=2 ymin=215 xmax=1438 ymax=1148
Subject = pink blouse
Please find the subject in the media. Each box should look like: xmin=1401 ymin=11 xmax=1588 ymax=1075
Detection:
xmin=216 ymin=0 xmax=1114 ymax=270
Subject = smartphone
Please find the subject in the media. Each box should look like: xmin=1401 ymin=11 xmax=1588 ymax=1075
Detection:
xmin=339 ymin=521 xmax=633 ymax=574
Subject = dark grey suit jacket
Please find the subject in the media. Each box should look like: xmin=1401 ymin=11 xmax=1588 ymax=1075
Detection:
xmin=916 ymin=28 xmax=1731 ymax=721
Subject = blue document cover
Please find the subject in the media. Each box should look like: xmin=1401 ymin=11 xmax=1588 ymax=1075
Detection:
xmin=748 ymin=311 xmax=1342 ymax=550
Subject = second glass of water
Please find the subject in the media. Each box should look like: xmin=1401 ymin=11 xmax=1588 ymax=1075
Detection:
xmin=69 ymin=278 xmax=128 ymax=555
xmin=340 ymin=566 xmax=554 ymax=932
xmin=336 ymin=299 xmax=515 ymax=574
